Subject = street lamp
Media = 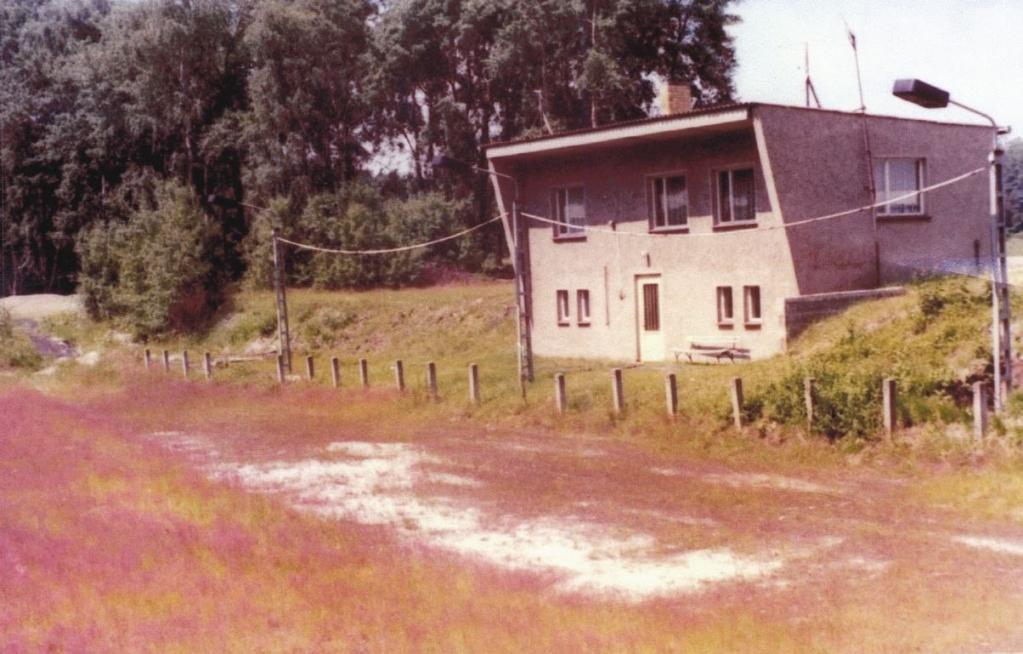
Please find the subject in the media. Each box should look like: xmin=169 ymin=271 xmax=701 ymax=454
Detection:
xmin=893 ymin=78 xmax=1013 ymax=411
xmin=432 ymin=154 xmax=534 ymax=387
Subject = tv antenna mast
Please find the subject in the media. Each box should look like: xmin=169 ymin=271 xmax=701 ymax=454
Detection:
xmin=804 ymin=43 xmax=822 ymax=108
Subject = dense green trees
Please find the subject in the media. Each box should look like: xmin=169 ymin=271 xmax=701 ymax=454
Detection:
xmin=1 ymin=0 xmax=741 ymax=334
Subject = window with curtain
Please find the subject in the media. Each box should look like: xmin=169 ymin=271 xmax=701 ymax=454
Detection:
xmin=717 ymin=168 xmax=756 ymax=223
xmin=875 ymin=158 xmax=925 ymax=215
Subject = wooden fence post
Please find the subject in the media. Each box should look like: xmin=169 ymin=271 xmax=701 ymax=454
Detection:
xmin=330 ymin=357 xmax=340 ymax=389
xmin=730 ymin=377 xmax=744 ymax=429
xmin=181 ymin=351 xmax=190 ymax=379
xmin=610 ymin=368 xmax=624 ymax=416
xmin=276 ymin=354 xmax=286 ymax=385
xmin=162 ymin=350 xmax=170 ymax=373
xmin=144 ymin=348 xmax=152 ymax=371
xmin=882 ymin=378 xmax=897 ymax=439
xmin=554 ymin=373 xmax=567 ymax=414
xmin=305 ymin=355 xmax=315 ymax=381
xmin=203 ymin=352 xmax=212 ymax=381
xmin=665 ymin=373 xmax=678 ymax=418
xmin=394 ymin=360 xmax=405 ymax=392
xmin=468 ymin=363 xmax=480 ymax=403
xmin=426 ymin=362 xmax=438 ymax=400
xmin=973 ymin=381 xmax=988 ymax=440
xmin=804 ymin=377 xmax=815 ymax=431
xmin=359 ymin=358 xmax=369 ymax=388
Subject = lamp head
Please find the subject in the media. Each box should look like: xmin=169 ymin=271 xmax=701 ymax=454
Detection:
xmin=892 ymin=78 xmax=950 ymax=109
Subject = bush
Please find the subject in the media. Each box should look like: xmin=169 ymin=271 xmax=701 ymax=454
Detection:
xmin=0 ymin=308 xmax=43 ymax=370
xmin=77 ymin=181 xmax=225 ymax=339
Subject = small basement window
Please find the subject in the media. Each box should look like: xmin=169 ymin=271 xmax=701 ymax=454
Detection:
xmin=577 ymin=290 xmax=591 ymax=326
xmin=557 ymin=290 xmax=570 ymax=325
xmin=717 ymin=168 xmax=756 ymax=223
xmin=716 ymin=286 xmax=734 ymax=326
xmin=551 ymin=186 xmax=586 ymax=238
xmin=743 ymin=285 xmax=762 ymax=326
xmin=649 ymin=174 xmax=688 ymax=230
xmin=875 ymin=158 xmax=925 ymax=215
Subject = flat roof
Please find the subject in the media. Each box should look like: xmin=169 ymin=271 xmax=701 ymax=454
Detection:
xmin=485 ymin=102 xmax=991 ymax=160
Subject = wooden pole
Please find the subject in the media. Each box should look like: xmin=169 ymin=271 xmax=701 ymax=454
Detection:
xmin=665 ymin=373 xmax=678 ymax=418
xmin=610 ymin=368 xmax=624 ymax=416
xmin=144 ymin=348 xmax=152 ymax=371
xmin=394 ymin=360 xmax=405 ymax=392
xmin=271 ymin=228 xmax=292 ymax=373
xmin=162 ymin=349 xmax=170 ymax=373
xmin=468 ymin=363 xmax=480 ymax=404
xmin=804 ymin=377 xmax=815 ymax=431
xmin=882 ymin=378 xmax=897 ymax=439
xmin=426 ymin=362 xmax=438 ymax=400
xmin=359 ymin=358 xmax=369 ymax=388
xmin=330 ymin=357 xmax=340 ymax=389
xmin=730 ymin=377 xmax=744 ymax=429
xmin=973 ymin=381 xmax=988 ymax=440
xmin=305 ymin=355 xmax=315 ymax=381
xmin=181 ymin=351 xmax=190 ymax=379
xmin=276 ymin=354 xmax=286 ymax=384
xmin=554 ymin=373 xmax=567 ymax=414
xmin=203 ymin=352 xmax=212 ymax=381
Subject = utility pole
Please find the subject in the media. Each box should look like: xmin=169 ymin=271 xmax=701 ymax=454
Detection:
xmin=271 ymin=228 xmax=292 ymax=373
xmin=512 ymin=200 xmax=534 ymax=388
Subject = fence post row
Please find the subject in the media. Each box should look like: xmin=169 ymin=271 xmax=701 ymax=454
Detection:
xmin=665 ymin=373 xmax=678 ymax=418
xmin=468 ymin=363 xmax=481 ymax=404
xmin=162 ymin=349 xmax=170 ymax=373
xmin=730 ymin=377 xmax=744 ymax=430
xmin=554 ymin=372 xmax=567 ymax=414
xmin=203 ymin=352 xmax=212 ymax=381
xmin=144 ymin=348 xmax=152 ymax=371
xmin=394 ymin=360 xmax=405 ymax=392
xmin=611 ymin=368 xmax=625 ymax=416
xmin=359 ymin=358 xmax=369 ymax=388
xmin=181 ymin=351 xmax=190 ymax=379
xmin=305 ymin=355 xmax=315 ymax=381
xmin=882 ymin=378 xmax=897 ymax=439
xmin=276 ymin=354 xmax=286 ymax=385
xmin=426 ymin=362 xmax=438 ymax=400
xmin=331 ymin=357 xmax=341 ymax=389
xmin=973 ymin=381 xmax=988 ymax=440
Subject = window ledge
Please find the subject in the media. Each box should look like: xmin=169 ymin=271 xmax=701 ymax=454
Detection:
xmin=744 ymin=321 xmax=763 ymax=330
xmin=553 ymin=234 xmax=587 ymax=242
xmin=557 ymin=320 xmax=570 ymax=327
xmin=877 ymin=213 xmax=931 ymax=223
xmin=717 ymin=321 xmax=735 ymax=330
xmin=649 ymin=226 xmax=690 ymax=234
xmin=577 ymin=321 xmax=591 ymax=327
xmin=713 ymin=221 xmax=758 ymax=232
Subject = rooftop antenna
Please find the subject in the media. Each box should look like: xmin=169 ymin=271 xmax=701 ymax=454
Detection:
xmin=804 ymin=43 xmax=822 ymax=108
xmin=845 ymin=19 xmax=867 ymax=112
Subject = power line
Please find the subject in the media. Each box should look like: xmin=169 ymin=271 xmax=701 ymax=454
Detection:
xmin=275 ymin=215 xmax=503 ymax=255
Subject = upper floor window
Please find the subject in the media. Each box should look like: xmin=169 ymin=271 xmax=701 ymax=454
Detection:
xmin=649 ymin=174 xmax=688 ymax=230
xmin=716 ymin=168 xmax=756 ymax=224
xmin=551 ymin=186 xmax=586 ymax=238
xmin=875 ymin=158 xmax=925 ymax=215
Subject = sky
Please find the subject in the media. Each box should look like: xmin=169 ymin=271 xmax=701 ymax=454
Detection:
xmin=730 ymin=0 xmax=1023 ymax=136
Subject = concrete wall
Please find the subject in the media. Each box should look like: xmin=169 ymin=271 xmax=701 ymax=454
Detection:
xmin=500 ymin=126 xmax=799 ymax=362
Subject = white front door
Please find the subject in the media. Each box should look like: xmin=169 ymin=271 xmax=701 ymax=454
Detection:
xmin=636 ymin=276 xmax=665 ymax=362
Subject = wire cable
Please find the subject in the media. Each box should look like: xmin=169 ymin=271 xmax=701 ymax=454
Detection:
xmin=276 ymin=214 xmax=503 ymax=255
xmin=520 ymin=166 xmax=986 ymax=237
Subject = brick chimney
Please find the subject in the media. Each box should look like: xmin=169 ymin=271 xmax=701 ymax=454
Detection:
xmin=660 ymin=82 xmax=693 ymax=115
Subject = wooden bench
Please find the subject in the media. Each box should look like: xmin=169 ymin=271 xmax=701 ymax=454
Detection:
xmin=674 ymin=338 xmax=751 ymax=364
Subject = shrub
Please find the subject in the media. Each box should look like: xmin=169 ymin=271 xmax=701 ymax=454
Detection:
xmin=0 ymin=308 xmax=43 ymax=370
xmin=77 ymin=181 xmax=225 ymax=339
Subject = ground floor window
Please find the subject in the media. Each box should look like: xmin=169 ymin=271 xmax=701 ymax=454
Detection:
xmin=577 ymin=290 xmax=591 ymax=325
xmin=744 ymin=285 xmax=762 ymax=325
xmin=716 ymin=286 xmax=734 ymax=326
xmin=557 ymin=290 xmax=570 ymax=325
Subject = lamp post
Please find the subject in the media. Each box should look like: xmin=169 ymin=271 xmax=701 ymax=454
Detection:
xmin=893 ymin=78 xmax=1013 ymax=411
xmin=432 ymin=155 xmax=534 ymax=386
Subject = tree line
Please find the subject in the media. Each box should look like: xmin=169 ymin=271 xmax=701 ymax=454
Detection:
xmin=0 ymin=0 xmax=739 ymax=333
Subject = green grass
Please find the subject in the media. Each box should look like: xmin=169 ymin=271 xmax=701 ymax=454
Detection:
xmin=50 ymin=273 xmax=1002 ymax=470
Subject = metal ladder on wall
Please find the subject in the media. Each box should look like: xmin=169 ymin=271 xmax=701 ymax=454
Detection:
xmin=513 ymin=205 xmax=534 ymax=386
xmin=993 ymin=150 xmax=1013 ymax=409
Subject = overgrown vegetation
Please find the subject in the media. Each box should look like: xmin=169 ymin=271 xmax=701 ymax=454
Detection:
xmin=0 ymin=308 xmax=42 ymax=370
